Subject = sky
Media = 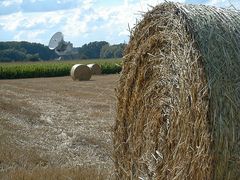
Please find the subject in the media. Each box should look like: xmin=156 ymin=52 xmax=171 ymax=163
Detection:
xmin=0 ymin=0 xmax=239 ymax=47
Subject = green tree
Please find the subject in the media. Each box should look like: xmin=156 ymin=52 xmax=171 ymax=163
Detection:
xmin=100 ymin=43 xmax=126 ymax=58
xmin=0 ymin=41 xmax=58 ymax=62
xmin=0 ymin=49 xmax=27 ymax=62
xmin=78 ymin=41 xmax=109 ymax=59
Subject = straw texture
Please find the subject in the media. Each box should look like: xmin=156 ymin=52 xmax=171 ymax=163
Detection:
xmin=87 ymin=64 xmax=102 ymax=75
xmin=70 ymin=64 xmax=92 ymax=81
xmin=114 ymin=2 xmax=240 ymax=180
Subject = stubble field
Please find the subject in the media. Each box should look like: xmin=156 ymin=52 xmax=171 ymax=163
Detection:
xmin=0 ymin=74 xmax=119 ymax=179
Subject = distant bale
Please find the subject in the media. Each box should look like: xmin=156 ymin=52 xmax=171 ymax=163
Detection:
xmin=114 ymin=2 xmax=240 ymax=180
xmin=115 ymin=63 xmax=121 ymax=67
xmin=87 ymin=64 xmax=101 ymax=75
xmin=70 ymin=64 xmax=92 ymax=81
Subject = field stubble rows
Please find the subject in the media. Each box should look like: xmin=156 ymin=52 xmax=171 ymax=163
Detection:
xmin=0 ymin=74 xmax=119 ymax=179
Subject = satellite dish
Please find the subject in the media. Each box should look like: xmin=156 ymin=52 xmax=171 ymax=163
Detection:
xmin=48 ymin=32 xmax=76 ymax=56
xmin=49 ymin=32 xmax=63 ymax=50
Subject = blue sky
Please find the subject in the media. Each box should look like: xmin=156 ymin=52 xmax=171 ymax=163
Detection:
xmin=0 ymin=0 xmax=239 ymax=47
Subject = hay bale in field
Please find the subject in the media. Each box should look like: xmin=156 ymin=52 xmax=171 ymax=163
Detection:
xmin=115 ymin=63 xmax=121 ymax=67
xmin=113 ymin=2 xmax=240 ymax=180
xmin=70 ymin=64 xmax=92 ymax=81
xmin=87 ymin=64 xmax=102 ymax=75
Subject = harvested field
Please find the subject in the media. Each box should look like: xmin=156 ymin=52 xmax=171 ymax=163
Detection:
xmin=0 ymin=74 xmax=119 ymax=179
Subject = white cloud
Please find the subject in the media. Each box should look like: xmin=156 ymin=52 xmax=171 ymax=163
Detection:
xmin=1 ymin=0 xmax=23 ymax=7
xmin=206 ymin=0 xmax=240 ymax=9
xmin=62 ymin=9 xmax=88 ymax=37
xmin=24 ymin=11 xmax=66 ymax=28
xmin=61 ymin=0 xmax=187 ymax=41
xmin=82 ymin=0 xmax=94 ymax=10
xmin=94 ymin=0 xmax=186 ymax=39
xmin=0 ymin=10 xmax=67 ymax=31
xmin=4 ymin=0 xmax=228 ymax=46
xmin=56 ymin=0 xmax=75 ymax=3
xmin=0 ymin=12 xmax=25 ymax=31
xmin=14 ymin=29 xmax=45 ymax=42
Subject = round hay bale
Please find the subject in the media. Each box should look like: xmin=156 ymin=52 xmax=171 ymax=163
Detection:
xmin=70 ymin=64 xmax=92 ymax=81
xmin=115 ymin=63 xmax=121 ymax=67
xmin=87 ymin=63 xmax=102 ymax=75
xmin=114 ymin=2 xmax=240 ymax=180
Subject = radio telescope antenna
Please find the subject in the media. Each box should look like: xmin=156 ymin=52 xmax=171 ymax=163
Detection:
xmin=48 ymin=32 xmax=77 ymax=58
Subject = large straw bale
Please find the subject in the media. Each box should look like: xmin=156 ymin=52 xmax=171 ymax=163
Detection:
xmin=70 ymin=64 xmax=92 ymax=81
xmin=114 ymin=2 xmax=240 ymax=180
xmin=87 ymin=64 xmax=102 ymax=75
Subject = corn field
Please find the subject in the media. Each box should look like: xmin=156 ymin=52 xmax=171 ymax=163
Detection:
xmin=0 ymin=59 xmax=122 ymax=79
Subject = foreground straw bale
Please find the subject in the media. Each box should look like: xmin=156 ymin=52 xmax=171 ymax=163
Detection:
xmin=87 ymin=64 xmax=102 ymax=75
xmin=114 ymin=2 xmax=240 ymax=180
xmin=70 ymin=64 xmax=92 ymax=81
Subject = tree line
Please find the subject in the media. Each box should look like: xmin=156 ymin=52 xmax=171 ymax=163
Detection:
xmin=0 ymin=41 xmax=58 ymax=62
xmin=0 ymin=41 xmax=126 ymax=62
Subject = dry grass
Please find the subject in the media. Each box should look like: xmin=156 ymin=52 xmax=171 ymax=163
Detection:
xmin=0 ymin=75 xmax=119 ymax=179
xmin=2 ymin=167 xmax=110 ymax=180
xmin=0 ymin=133 xmax=111 ymax=180
xmin=114 ymin=2 xmax=240 ymax=180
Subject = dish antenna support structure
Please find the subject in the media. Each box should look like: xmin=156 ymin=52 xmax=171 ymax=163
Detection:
xmin=48 ymin=32 xmax=75 ymax=57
